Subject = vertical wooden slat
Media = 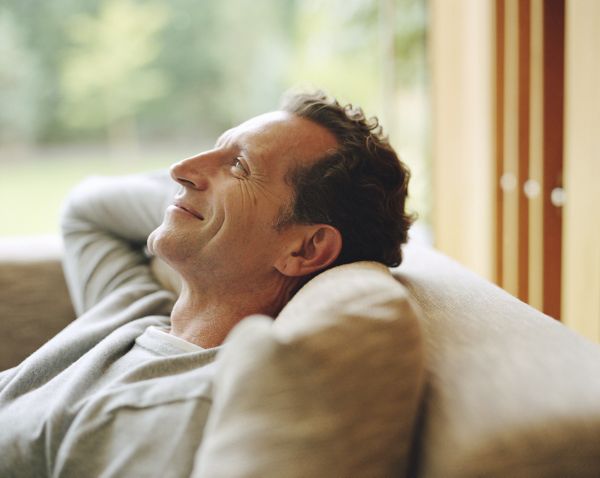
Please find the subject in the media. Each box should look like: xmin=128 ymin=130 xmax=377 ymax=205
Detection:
xmin=518 ymin=0 xmax=531 ymax=302
xmin=542 ymin=0 xmax=564 ymax=320
xmin=495 ymin=0 xmax=505 ymax=286
xmin=430 ymin=0 xmax=495 ymax=281
xmin=501 ymin=0 xmax=520 ymax=296
xmin=528 ymin=0 xmax=545 ymax=310
xmin=563 ymin=0 xmax=600 ymax=340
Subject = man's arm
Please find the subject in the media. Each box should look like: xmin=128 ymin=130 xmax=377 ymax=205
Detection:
xmin=60 ymin=170 xmax=178 ymax=316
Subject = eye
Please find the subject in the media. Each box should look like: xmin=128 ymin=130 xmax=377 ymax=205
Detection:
xmin=231 ymin=157 xmax=249 ymax=176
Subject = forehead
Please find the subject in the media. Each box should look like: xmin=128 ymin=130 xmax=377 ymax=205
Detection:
xmin=218 ymin=111 xmax=338 ymax=172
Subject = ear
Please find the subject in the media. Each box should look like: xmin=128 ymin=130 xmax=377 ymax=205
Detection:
xmin=275 ymin=224 xmax=342 ymax=277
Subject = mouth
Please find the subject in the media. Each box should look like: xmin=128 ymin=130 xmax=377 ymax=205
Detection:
xmin=173 ymin=201 xmax=204 ymax=220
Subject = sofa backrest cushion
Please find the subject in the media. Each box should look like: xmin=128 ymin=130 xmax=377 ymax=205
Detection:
xmin=394 ymin=243 xmax=600 ymax=477
xmin=193 ymin=261 xmax=425 ymax=477
xmin=0 ymin=236 xmax=75 ymax=370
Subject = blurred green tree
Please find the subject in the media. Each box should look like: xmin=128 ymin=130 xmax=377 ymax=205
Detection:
xmin=0 ymin=0 xmax=430 ymax=235
xmin=143 ymin=0 xmax=295 ymax=139
xmin=60 ymin=0 xmax=170 ymax=150
xmin=209 ymin=0 xmax=294 ymax=124
xmin=0 ymin=9 xmax=41 ymax=151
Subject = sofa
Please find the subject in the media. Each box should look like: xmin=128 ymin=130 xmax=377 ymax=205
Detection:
xmin=1 ymin=234 xmax=600 ymax=477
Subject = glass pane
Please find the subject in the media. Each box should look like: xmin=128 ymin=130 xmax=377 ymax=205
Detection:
xmin=0 ymin=0 xmax=429 ymax=237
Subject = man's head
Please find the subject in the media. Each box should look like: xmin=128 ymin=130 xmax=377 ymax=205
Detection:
xmin=148 ymin=91 xmax=411 ymax=311
xmin=279 ymin=91 xmax=413 ymax=268
xmin=148 ymin=108 xmax=341 ymax=303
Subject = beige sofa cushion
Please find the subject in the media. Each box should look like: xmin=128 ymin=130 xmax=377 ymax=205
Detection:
xmin=394 ymin=243 xmax=600 ymax=477
xmin=193 ymin=261 xmax=425 ymax=477
xmin=0 ymin=236 xmax=75 ymax=370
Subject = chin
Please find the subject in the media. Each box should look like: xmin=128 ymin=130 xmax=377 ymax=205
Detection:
xmin=147 ymin=224 xmax=196 ymax=270
xmin=148 ymin=225 xmax=176 ymax=263
xmin=147 ymin=227 xmax=159 ymax=256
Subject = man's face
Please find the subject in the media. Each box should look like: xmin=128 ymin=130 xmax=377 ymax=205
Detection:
xmin=148 ymin=111 xmax=338 ymax=285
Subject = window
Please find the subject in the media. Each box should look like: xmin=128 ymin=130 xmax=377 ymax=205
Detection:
xmin=0 ymin=0 xmax=429 ymax=237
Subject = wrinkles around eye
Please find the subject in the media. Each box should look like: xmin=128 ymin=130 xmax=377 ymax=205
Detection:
xmin=247 ymin=173 xmax=284 ymax=206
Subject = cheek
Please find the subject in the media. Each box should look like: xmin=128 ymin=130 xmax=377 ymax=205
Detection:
xmin=219 ymin=184 xmax=288 ymax=255
xmin=220 ymin=193 xmax=255 ymax=232
xmin=222 ymin=208 xmax=273 ymax=248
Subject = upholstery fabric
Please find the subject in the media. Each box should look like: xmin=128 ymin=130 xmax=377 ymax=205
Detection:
xmin=0 ymin=236 xmax=75 ymax=370
xmin=394 ymin=242 xmax=600 ymax=478
xmin=4 ymin=237 xmax=600 ymax=476
xmin=193 ymin=261 xmax=425 ymax=477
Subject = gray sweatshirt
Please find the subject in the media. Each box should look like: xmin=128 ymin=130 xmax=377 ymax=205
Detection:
xmin=0 ymin=172 xmax=220 ymax=477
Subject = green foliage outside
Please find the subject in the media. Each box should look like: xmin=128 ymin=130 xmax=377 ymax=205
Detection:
xmin=61 ymin=0 xmax=170 ymax=134
xmin=0 ymin=0 xmax=428 ymax=236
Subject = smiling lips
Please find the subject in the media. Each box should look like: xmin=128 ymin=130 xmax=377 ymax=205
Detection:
xmin=174 ymin=201 xmax=204 ymax=220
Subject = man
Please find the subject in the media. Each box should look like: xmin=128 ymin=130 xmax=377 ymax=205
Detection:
xmin=0 ymin=91 xmax=412 ymax=476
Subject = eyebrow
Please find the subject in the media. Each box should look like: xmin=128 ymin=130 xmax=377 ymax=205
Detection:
xmin=214 ymin=131 xmax=264 ymax=169
xmin=221 ymin=134 xmax=253 ymax=157
xmin=215 ymin=131 xmax=229 ymax=147
xmin=238 ymin=146 xmax=258 ymax=171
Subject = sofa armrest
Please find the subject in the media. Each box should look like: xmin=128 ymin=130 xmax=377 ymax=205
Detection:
xmin=0 ymin=236 xmax=75 ymax=371
xmin=394 ymin=242 xmax=600 ymax=477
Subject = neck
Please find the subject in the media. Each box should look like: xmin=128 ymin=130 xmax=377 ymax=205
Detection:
xmin=169 ymin=275 xmax=297 ymax=348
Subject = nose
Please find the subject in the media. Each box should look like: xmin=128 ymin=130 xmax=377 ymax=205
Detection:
xmin=170 ymin=152 xmax=215 ymax=190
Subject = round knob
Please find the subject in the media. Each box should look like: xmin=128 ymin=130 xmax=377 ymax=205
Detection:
xmin=550 ymin=187 xmax=565 ymax=207
xmin=524 ymin=179 xmax=541 ymax=199
xmin=500 ymin=173 xmax=517 ymax=192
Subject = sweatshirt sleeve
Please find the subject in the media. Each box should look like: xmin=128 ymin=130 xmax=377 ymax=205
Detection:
xmin=60 ymin=170 xmax=179 ymax=316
